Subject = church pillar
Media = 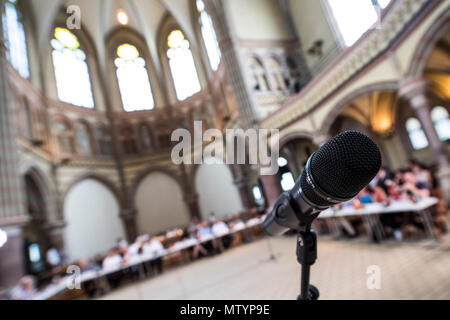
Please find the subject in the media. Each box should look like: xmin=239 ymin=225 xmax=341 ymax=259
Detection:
xmin=260 ymin=174 xmax=283 ymax=210
xmin=43 ymin=220 xmax=66 ymax=250
xmin=399 ymin=78 xmax=450 ymax=202
xmin=206 ymin=0 xmax=260 ymax=127
xmin=277 ymin=0 xmax=312 ymax=87
xmin=0 ymin=227 xmax=24 ymax=288
xmin=235 ymin=179 xmax=253 ymax=211
xmin=120 ymin=209 xmax=138 ymax=242
xmin=185 ymin=194 xmax=202 ymax=220
xmin=0 ymin=0 xmax=28 ymax=288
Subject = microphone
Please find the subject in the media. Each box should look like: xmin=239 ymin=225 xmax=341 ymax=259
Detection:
xmin=263 ymin=131 xmax=382 ymax=236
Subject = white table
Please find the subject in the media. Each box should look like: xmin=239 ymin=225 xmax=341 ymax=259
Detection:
xmin=33 ymin=217 xmax=264 ymax=300
xmin=318 ymin=198 xmax=439 ymax=241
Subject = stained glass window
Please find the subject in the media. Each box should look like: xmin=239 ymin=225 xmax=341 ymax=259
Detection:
xmin=115 ymin=43 xmax=154 ymax=112
xmin=139 ymin=124 xmax=154 ymax=150
xmin=167 ymin=29 xmax=201 ymax=101
xmin=96 ymin=127 xmax=112 ymax=156
xmin=406 ymin=118 xmax=429 ymax=150
xmin=76 ymin=123 xmax=92 ymax=155
xmin=51 ymin=27 xmax=94 ymax=108
xmin=431 ymin=106 xmax=450 ymax=141
xmin=55 ymin=121 xmax=74 ymax=154
xmin=196 ymin=0 xmax=221 ymax=71
xmin=2 ymin=0 xmax=30 ymax=78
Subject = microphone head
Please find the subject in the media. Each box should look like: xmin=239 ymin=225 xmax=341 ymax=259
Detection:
xmin=299 ymin=131 xmax=382 ymax=207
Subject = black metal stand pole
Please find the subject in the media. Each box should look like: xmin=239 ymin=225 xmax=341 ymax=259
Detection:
xmin=296 ymin=229 xmax=319 ymax=300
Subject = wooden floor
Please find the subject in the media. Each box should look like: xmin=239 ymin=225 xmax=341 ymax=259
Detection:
xmin=100 ymin=235 xmax=450 ymax=300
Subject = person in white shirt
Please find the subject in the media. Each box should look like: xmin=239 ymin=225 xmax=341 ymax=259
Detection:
xmin=102 ymin=249 xmax=123 ymax=289
xmin=10 ymin=276 xmax=36 ymax=300
xmin=212 ymin=220 xmax=229 ymax=237
xmin=142 ymin=238 xmax=165 ymax=276
xmin=211 ymin=220 xmax=232 ymax=253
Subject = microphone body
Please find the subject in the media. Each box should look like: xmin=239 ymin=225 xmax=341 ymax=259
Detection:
xmin=263 ymin=131 xmax=382 ymax=236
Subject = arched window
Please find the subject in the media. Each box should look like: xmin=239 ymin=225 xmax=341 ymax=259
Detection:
xmin=196 ymin=0 xmax=221 ymax=71
xmin=120 ymin=124 xmax=137 ymax=155
xmin=139 ymin=124 xmax=154 ymax=150
xmin=2 ymin=0 xmax=29 ymax=78
xmin=278 ymin=157 xmax=295 ymax=191
xmin=267 ymin=58 xmax=286 ymax=91
xmin=431 ymin=106 xmax=450 ymax=141
xmin=51 ymin=27 xmax=94 ymax=108
xmin=54 ymin=121 xmax=74 ymax=155
xmin=406 ymin=118 xmax=429 ymax=150
xmin=167 ymin=29 xmax=201 ymax=101
xmin=252 ymin=185 xmax=264 ymax=207
xmin=326 ymin=0 xmax=391 ymax=47
xmin=96 ymin=126 xmax=112 ymax=156
xmin=115 ymin=43 xmax=154 ymax=112
xmin=249 ymin=57 xmax=269 ymax=92
xmin=75 ymin=123 xmax=92 ymax=155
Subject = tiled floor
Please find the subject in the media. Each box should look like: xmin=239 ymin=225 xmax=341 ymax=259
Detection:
xmin=100 ymin=235 xmax=450 ymax=300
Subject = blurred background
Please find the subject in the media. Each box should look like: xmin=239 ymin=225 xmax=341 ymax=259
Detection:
xmin=0 ymin=0 xmax=449 ymax=300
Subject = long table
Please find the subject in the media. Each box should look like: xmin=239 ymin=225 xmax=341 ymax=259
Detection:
xmin=32 ymin=216 xmax=264 ymax=300
xmin=317 ymin=198 xmax=439 ymax=241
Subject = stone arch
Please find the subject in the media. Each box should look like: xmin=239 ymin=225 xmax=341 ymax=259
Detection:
xmin=319 ymin=81 xmax=399 ymax=135
xmin=63 ymin=176 xmax=126 ymax=260
xmin=133 ymin=169 xmax=191 ymax=235
xmin=407 ymin=9 xmax=450 ymax=79
xmin=22 ymin=167 xmax=53 ymax=222
xmin=62 ymin=173 xmax=123 ymax=209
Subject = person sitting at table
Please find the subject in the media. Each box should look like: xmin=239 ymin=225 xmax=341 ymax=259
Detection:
xmin=102 ymin=248 xmax=124 ymax=289
xmin=399 ymin=170 xmax=431 ymax=200
xmin=10 ymin=275 xmax=36 ymax=300
xmin=123 ymin=242 xmax=142 ymax=281
xmin=142 ymin=237 xmax=165 ymax=276
xmin=410 ymin=161 xmax=433 ymax=190
xmin=190 ymin=222 xmax=212 ymax=259
xmin=197 ymin=221 xmax=217 ymax=254
xmin=211 ymin=219 xmax=233 ymax=252
xmin=76 ymin=259 xmax=101 ymax=298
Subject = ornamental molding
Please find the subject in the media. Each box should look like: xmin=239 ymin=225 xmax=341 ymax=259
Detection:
xmin=261 ymin=0 xmax=432 ymax=130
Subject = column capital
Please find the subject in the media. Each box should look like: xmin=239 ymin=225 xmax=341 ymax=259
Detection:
xmin=313 ymin=133 xmax=331 ymax=147
xmin=398 ymin=78 xmax=428 ymax=105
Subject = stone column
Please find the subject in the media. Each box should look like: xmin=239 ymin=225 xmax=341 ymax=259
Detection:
xmin=185 ymin=194 xmax=202 ymax=220
xmin=260 ymin=174 xmax=283 ymax=210
xmin=235 ymin=179 xmax=253 ymax=211
xmin=120 ymin=209 xmax=138 ymax=242
xmin=277 ymin=0 xmax=312 ymax=87
xmin=205 ymin=0 xmax=260 ymax=127
xmin=0 ymin=0 xmax=28 ymax=288
xmin=399 ymin=78 xmax=450 ymax=201
xmin=43 ymin=220 xmax=66 ymax=250
xmin=0 ymin=227 xmax=24 ymax=288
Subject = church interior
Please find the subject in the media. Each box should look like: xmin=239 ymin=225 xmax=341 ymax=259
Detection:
xmin=0 ymin=0 xmax=449 ymax=300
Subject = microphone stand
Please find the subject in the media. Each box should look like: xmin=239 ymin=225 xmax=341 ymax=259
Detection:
xmin=296 ymin=224 xmax=319 ymax=300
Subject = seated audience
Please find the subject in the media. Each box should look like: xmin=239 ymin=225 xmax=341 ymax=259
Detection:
xmin=142 ymin=237 xmax=165 ymax=275
xmin=10 ymin=276 xmax=36 ymax=300
xmin=77 ymin=259 xmax=101 ymax=297
xmin=102 ymin=249 xmax=124 ymax=289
